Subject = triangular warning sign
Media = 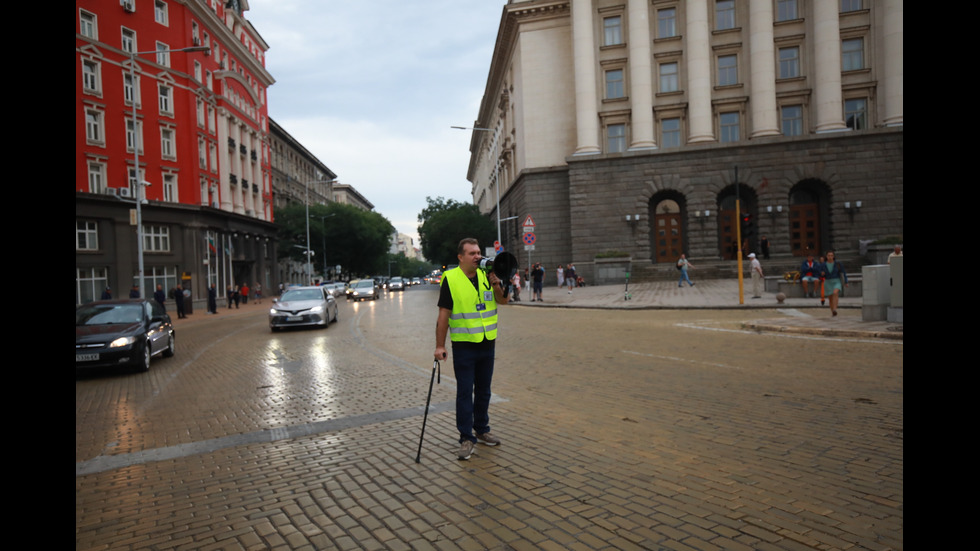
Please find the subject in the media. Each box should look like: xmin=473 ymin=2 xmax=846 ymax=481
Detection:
xmin=522 ymin=215 xmax=536 ymax=228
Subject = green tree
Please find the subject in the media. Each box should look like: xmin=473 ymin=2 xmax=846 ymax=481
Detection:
xmin=277 ymin=202 xmax=394 ymax=279
xmin=417 ymin=197 xmax=495 ymax=267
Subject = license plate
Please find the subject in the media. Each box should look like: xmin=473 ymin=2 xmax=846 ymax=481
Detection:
xmin=76 ymin=353 xmax=99 ymax=362
xmin=286 ymin=316 xmax=303 ymax=321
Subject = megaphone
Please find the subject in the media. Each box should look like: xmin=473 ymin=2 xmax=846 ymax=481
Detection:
xmin=478 ymin=251 xmax=519 ymax=281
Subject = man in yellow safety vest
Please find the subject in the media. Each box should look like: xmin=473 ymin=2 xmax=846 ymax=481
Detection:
xmin=434 ymin=238 xmax=509 ymax=460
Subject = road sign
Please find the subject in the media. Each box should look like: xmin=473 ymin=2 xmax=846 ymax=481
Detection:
xmin=494 ymin=241 xmax=502 ymax=254
xmin=522 ymin=215 xmax=536 ymax=228
xmin=522 ymin=232 xmax=536 ymax=246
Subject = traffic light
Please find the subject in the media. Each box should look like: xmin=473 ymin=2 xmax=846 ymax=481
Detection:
xmin=741 ymin=214 xmax=755 ymax=241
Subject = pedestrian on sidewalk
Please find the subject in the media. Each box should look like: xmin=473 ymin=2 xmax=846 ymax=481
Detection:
xmin=434 ymin=238 xmax=508 ymax=460
xmin=531 ymin=263 xmax=544 ymax=302
xmin=749 ymin=253 xmax=764 ymax=298
xmin=821 ymin=251 xmax=848 ymax=317
xmin=557 ymin=265 xmax=564 ymax=289
xmin=677 ymin=254 xmax=695 ymax=287
xmin=566 ymin=263 xmax=576 ymax=294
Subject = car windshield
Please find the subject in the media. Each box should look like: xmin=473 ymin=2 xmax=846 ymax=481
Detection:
xmin=76 ymin=304 xmax=143 ymax=326
xmin=280 ymin=290 xmax=323 ymax=302
xmin=355 ymin=280 xmax=374 ymax=288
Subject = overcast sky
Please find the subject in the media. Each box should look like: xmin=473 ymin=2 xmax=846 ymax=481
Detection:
xmin=246 ymin=0 xmax=506 ymax=246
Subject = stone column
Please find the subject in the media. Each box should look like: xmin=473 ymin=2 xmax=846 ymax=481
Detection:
xmin=881 ymin=0 xmax=903 ymax=126
xmin=628 ymin=0 xmax=656 ymax=149
xmin=686 ymin=0 xmax=714 ymax=143
xmin=217 ymin=111 xmax=233 ymax=212
xmin=572 ymin=0 xmax=600 ymax=154
xmin=813 ymin=0 xmax=846 ymax=132
xmin=749 ymin=0 xmax=779 ymax=137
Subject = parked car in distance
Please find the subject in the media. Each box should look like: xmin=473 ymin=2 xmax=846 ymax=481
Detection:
xmin=389 ymin=277 xmax=406 ymax=291
xmin=76 ymin=299 xmax=175 ymax=373
xmin=350 ymin=279 xmax=379 ymax=301
xmin=269 ymin=286 xmax=339 ymax=331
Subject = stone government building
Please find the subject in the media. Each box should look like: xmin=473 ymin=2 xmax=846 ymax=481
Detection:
xmin=464 ymin=0 xmax=902 ymax=282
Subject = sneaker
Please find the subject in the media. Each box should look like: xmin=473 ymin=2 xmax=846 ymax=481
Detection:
xmin=457 ymin=440 xmax=475 ymax=460
xmin=477 ymin=432 xmax=501 ymax=446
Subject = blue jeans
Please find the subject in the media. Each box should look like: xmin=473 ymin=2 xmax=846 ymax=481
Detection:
xmin=452 ymin=342 xmax=495 ymax=443
xmin=678 ymin=269 xmax=693 ymax=286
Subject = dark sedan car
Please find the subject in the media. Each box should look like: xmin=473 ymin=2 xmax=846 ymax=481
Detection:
xmin=76 ymin=299 xmax=175 ymax=372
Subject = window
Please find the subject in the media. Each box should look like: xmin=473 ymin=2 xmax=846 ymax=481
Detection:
xmin=77 ymin=221 xmax=99 ymax=250
xmin=197 ymin=98 xmax=206 ymax=126
xmin=842 ymin=38 xmax=864 ymax=71
xmin=716 ymin=0 xmax=735 ymax=30
xmin=844 ymin=98 xmax=867 ymax=130
xmin=776 ymin=0 xmax=798 ymax=21
xmin=158 ymin=84 xmax=173 ymax=115
xmin=126 ymin=118 xmax=143 ymax=153
xmin=88 ymin=162 xmax=106 ymax=194
xmin=194 ymin=61 xmax=202 ymax=82
xmin=841 ymin=0 xmax=862 ymax=12
xmin=659 ymin=62 xmax=679 ymax=93
xmin=607 ymin=124 xmax=626 ymax=153
xmin=82 ymin=59 xmax=101 ymax=94
xmin=661 ymin=118 xmax=681 ymax=148
xmin=156 ymin=42 xmax=170 ymax=67
xmin=143 ymin=225 xmax=171 ymax=252
xmin=76 ymin=267 xmax=109 ymax=305
xmin=778 ymin=47 xmax=800 ymax=78
xmin=199 ymin=138 xmax=208 ymax=169
xmin=605 ymin=69 xmax=625 ymax=99
xmin=719 ymin=112 xmax=740 ymax=142
xmin=717 ymin=55 xmax=737 ymax=86
xmin=79 ymin=10 xmax=97 ymax=39
xmin=161 ymin=127 xmax=175 ymax=159
xmin=123 ymin=73 xmax=139 ymax=105
xmin=781 ymin=105 xmax=803 ymax=136
xmin=658 ymin=8 xmax=677 ymax=38
xmin=154 ymin=0 xmax=169 ymax=25
xmin=163 ymin=174 xmax=178 ymax=202
xmin=603 ymin=16 xmax=623 ymax=46
xmin=85 ymin=109 xmax=104 ymax=145
xmin=121 ymin=28 xmax=136 ymax=53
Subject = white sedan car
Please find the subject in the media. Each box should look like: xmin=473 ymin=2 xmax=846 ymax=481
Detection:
xmin=269 ymin=286 xmax=339 ymax=331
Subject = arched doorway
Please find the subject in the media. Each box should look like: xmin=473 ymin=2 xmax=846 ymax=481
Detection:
xmin=648 ymin=192 xmax=686 ymax=263
xmin=788 ymin=180 xmax=830 ymax=256
xmin=717 ymin=184 xmax=758 ymax=260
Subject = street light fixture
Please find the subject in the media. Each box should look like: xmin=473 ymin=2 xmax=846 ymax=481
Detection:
xmin=300 ymin=178 xmax=335 ymax=284
xmin=127 ymin=44 xmax=209 ymax=297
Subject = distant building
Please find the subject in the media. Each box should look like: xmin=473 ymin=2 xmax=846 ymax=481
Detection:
xmin=332 ymin=183 xmax=375 ymax=211
xmin=466 ymin=0 xmax=902 ymax=282
xmin=269 ymin=118 xmax=338 ymax=285
xmin=390 ymin=233 xmax=415 ymax=258
xmin=75 ymin=0 xmax=277 ymax=304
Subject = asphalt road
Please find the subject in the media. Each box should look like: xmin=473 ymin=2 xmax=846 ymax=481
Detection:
xmin=76 ymin=285 xmax=903 ymax=550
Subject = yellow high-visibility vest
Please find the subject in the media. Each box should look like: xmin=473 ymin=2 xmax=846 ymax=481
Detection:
xmin=445 ymin=267 xmax=498 ymax=343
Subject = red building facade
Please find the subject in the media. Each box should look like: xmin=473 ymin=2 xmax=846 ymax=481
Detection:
xmin=76 ymin=0 xmax=278 ymax=306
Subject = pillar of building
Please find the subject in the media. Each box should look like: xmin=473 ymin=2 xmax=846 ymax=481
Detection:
xmin=812 ymin=0 xmax=846 ymax=132
xmin=749 ymin=0 xmax=779 ymax=137
xmin=628 ymin=0 xmax=656 ymax=150
xmin=881 ymin=0 xmax=903 ymax=126
xmin=571 ymin=0 xmax=601 ymax=155
xmin=685 ymin=0 xmax=714 ymax=143
xmin=217 ymin=111 xmax=233 ymax=212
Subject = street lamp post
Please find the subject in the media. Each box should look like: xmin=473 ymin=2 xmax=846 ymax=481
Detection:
xmin=127 ymin=44 xmax=209 ymax=297
xmin=452 ymin=125 xmax=501 ymax=248
xmin=317 ymin=213 xmax=336 ymax=279
xmin=301 ymin=178 xmax=335 ymax=284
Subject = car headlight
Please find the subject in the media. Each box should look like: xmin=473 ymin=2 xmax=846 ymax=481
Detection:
xmin=310 ymin=306 xmax=323 ymax=313
xmin=269 ymin=308 xmax=279 ymax=314
xmin=109 ymin=336 xmax=137 ymax=348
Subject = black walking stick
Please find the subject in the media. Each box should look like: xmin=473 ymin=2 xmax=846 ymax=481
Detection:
xmin=415 ymin=359 xmax=441 ymax=463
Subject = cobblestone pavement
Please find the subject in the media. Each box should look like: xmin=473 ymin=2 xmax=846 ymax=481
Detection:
xmin=76 ymin=282 xmax=903 ymax=550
